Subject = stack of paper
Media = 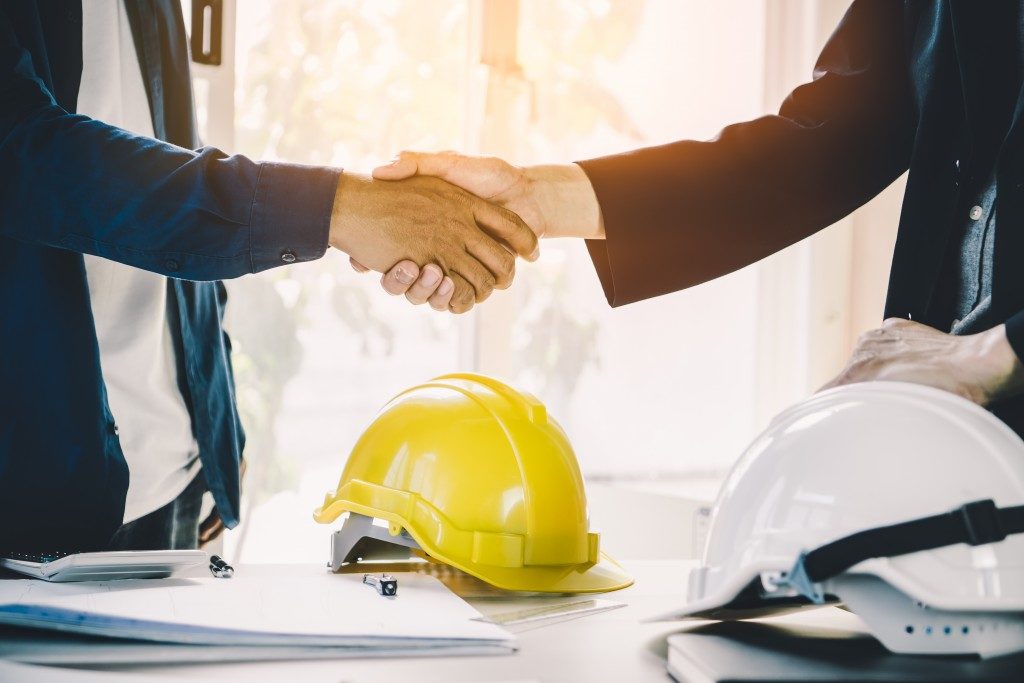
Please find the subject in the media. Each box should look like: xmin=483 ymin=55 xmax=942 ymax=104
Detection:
xmin=0 ymin=569 xmax=514 ymax=658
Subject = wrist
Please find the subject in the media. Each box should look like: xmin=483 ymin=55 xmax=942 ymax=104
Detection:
xmin=969 ymin=324 xmax=1024 ymax=404
xmin=523 ymin=164 xmax=605 ymax=239
xmin=329 ymin=171 xmax=365 ymax=255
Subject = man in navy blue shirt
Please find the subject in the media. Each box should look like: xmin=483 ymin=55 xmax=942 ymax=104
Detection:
xmin=0 ymin=2 xmax=538 ymax=553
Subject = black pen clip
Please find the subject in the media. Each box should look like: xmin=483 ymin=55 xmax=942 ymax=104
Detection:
xmin=209 ymin=554 xmax=234 ymax=578
xmin=363 ymin=573 xmax=397 ymax=596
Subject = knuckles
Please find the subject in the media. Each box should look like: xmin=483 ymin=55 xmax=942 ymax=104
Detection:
xmin=478 ymin=272 xmax=497 ymax=295
xmin=449 ymin=284 xmax=476 ymax=313
xmin=495 ymin=251 xmax=516 ymax=288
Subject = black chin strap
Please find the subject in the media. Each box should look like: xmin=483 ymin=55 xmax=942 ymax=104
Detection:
xmin=781 ymin=499 xmax=1024 ymax=603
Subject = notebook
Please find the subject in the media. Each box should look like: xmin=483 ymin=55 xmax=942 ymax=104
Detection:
xmin=667 ymin=622 xmax=1023 ymax=683
xmin=0 ymin=568 xmax=514 ymax=656
xmin=0 ymin=550 xmax=207 ymax=582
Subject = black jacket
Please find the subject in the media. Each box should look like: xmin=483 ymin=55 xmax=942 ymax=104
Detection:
xmin=580 ymin=0 xmax=1024 ymax=432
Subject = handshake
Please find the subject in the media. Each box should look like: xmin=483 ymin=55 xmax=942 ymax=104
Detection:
xmin=330 ymin=153 xmax=603 ymax=313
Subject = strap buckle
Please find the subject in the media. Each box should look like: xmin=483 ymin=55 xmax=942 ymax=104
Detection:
xmin=776 ymin=551 xmax=825 ymax=605
xmin=958 ymin=499 xmax=1006 ymax=546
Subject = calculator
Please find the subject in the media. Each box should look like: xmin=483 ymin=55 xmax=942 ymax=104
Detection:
xmin=0 ymin=550 xmax=207 ymax=582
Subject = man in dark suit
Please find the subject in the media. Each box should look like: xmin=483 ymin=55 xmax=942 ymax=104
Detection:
xmin=0 ymin=1 xmax=537 ymax=553
xmin=372 ymin=1 xmax=1024 ymax=427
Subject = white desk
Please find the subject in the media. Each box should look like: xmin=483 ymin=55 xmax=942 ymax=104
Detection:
xmin=0 ymin=560 xmax=866 ymax=683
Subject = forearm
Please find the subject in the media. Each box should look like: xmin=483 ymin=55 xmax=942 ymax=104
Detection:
xmin=524 ymin=164 xmax=605 ymax=239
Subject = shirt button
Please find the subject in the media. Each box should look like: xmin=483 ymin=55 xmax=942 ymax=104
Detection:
xmin=166 ymin=259 xmax=180 ymax=272
xmin=280 ymin=251 xmax=297 ymax=264
xmin=969 ymin=205 xmax=984 ymax=220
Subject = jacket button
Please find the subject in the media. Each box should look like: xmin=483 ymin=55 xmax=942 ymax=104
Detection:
xmin=281 ymin=251 xmax=297 ymax=263
xmin=166 ymin=259 xmax=180 ymax=272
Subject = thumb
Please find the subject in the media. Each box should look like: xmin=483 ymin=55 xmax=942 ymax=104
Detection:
xmin=372 ymin=150 xmax=458 ymax=181
xmin=372 ymin=152 xmax=420 ymax=180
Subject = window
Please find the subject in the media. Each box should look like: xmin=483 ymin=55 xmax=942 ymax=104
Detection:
xmin=182 ymin=0 xmax=897 ymax=562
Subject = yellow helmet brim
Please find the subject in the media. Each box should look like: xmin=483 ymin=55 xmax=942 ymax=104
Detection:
xmin=314 ymin=499 xmax=633 ymax=594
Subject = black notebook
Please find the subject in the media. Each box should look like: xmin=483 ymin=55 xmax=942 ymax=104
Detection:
xmin=667 ymin=622 xmax=1023 ymax=683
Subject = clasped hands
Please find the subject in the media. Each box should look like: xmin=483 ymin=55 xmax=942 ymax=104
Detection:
xmin=331 ymin=152 xmax=602 ymax=313
xmin=329 ymin=168 xmax=538 ymax=314
xmin=332 ymin=150 xmax=1024 ymax=405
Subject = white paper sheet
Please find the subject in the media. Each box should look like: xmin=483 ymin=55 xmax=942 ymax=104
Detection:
xmin=473 ymin=598 xmax=625 ymax=627
xmin=0 ymin=662 xmax=538 ymax=683
xmin=0 ymin=569 xmax=514 ymax=651
xmin=0 ymin=661 xmax=201 ymax=683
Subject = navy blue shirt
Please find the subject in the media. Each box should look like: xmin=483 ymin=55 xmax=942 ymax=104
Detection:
xmin=928 ymin=2 xmax=1023 ymax=337
xmin=0 ymin=1 xmax=340 ymax=551
xmin=946 ymin=174 xmax=998 ymax=335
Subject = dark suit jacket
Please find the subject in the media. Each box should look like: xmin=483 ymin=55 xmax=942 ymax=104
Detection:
xmin=0 ymin=1 xmax=338 ymax=551
xmin=578 ymin=0 xmax=1024 ymax=433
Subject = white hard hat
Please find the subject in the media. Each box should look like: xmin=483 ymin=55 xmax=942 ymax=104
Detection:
xmin=659 ymin=382 xmax=1024 ymax=658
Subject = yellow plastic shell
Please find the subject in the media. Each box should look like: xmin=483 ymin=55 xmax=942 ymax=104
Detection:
xmin=313 ymin=373 xmax=633 ymax=593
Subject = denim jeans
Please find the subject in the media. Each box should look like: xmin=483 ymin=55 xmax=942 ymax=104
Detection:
xmin=106 ymin=472 xmax=205 ymax=550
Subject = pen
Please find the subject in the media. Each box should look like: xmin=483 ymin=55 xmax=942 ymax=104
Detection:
xmin=363 ymin=573 xmax=397 ymax=596
xmin=209 ymin=554 xmax=234 ymax=578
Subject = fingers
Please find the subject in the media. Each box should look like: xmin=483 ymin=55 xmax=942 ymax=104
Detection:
xmin=374 ymin=151 xmax=514 ymax=202
xmin=198 ymin=510 xmax=227 ymax=547
xmin=446 ymin=272 xmax=476 ymax=314
xmin=372 ymin=155 xmax=419 ymax=181
xmin=373 ymin=260 xmax=460 ymax=313
xmin=373 ymin=151 xmax=456 ymax=182
xmin=404 ymin=264 xmax=444 ymax=305
xmin=473 ymin=200 xmax=540 ymax=262
xmin=451 ymin=252 xmax=497 ymax=304
xmin=350 ymin=257 xmax=369 ymax=273
xmin=466 ymin=235 xmax=516 ymax=290
xmin=379 ymin=260 xmax=420 ymax=296
xmin=429 ymin=276 xmax=456 ymax=311
xmin=818 ymin=375 xmax=844 ymax=394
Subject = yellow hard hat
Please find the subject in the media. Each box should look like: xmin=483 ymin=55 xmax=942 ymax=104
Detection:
xmin=313 ymin=373 xmax=632 ymax=593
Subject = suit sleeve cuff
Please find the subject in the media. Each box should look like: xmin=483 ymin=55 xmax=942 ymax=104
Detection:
xmin=577 ymin=155 xmax=653 ymax=308
xmin=249 ymin=162 xmax=339 ymax=273
xmin=1004 ymin=310 xmax=1024 ymax=363
xmin=585 ymin=239 xmax=617 ymax=306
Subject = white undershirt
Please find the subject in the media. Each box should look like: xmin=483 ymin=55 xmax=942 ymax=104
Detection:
xmin=78 ymin=0 xmax=201 ymax=524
